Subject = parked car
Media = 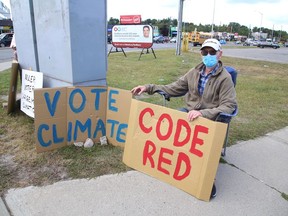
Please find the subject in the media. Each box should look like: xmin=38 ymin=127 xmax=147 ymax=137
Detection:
xmin=169 ymin=37 xmax=177 ymax=43
xmin=257 ymin=42 xmax=280 ymax=49
xmin=252 ymin=41 xmax=260 ymax=46
xmin=243 ymin=39 xmax=252 ymax=46
xmin=153 ymin=36 xmax=165 ymax=43
xmin=243 ymin=41 xmax=250 ymax=46
xmin=0 ymin=33 xmax=13 ymax=47
xmin=107 ymin=35 xmax=112 ymax=44
xmin=163 ymin=36 xmax=170 ymax=43
xmin=219 ymin=39 xmax=226 ymax=45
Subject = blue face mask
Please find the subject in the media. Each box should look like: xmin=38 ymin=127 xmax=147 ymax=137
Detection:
xmin=202 ymin=55 xmax=218 ymax=68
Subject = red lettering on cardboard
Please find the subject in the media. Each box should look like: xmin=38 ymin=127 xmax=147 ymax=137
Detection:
xmin=143 ymin=140 xmax=156 ymax=168
xmin=157 ymin=147 xmax=173 ymax=175
xmin=139 ymin=108 xmax=154 ymax=133
xmin=173 ymin=119 xmax=191 ymax=147
xmin=190 ymin=125 xmax=209 ymax=157
xmin=156 ymin=113 xmax=173 ymax=140
xmin=173 ymin=152 xmax=191 ymax=180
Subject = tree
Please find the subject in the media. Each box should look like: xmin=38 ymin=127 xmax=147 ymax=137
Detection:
xmin=108 ymin=17 xmax=119 ymax=25
xmin=107 ymin=17 xmax=288 ymax=41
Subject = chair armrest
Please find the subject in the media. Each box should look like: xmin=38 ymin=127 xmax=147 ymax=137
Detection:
xmin=216 ymin=107 xmax=238 ymax=123
xmin=155 ymin=90 xmax=171 ymax=101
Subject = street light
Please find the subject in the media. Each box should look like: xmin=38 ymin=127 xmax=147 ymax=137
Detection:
xmin=255 ymin=11 xmax=263 ymax=39
xmin=176 ymin=0 xmax=184 ymax=55
xmin=211 ymin=0 xmax=216 ymax=38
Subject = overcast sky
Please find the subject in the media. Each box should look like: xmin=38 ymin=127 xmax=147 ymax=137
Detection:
xmin=107 ymin=0 xmax=288 ymax=32
xmin=4 ymin=0 xmax=288 ymax=32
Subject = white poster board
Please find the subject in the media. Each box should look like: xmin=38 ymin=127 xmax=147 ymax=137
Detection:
xmin=112 ymin=25 xmax=153 ymax=48
xmin=21 ymin=69 xmax=43 ymax=118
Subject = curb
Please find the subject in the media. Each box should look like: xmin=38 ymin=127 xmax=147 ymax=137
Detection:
xmin=0 ymin=197 xmax=10 ymax=216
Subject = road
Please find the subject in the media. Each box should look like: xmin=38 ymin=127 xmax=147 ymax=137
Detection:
xmin=0 ymin=47 xmax=13 ymax=63
xmin=108 ymin=42 xmax=288 ymax=64
xmin=221 ymin=46 xmax=288 ymax=64
xmin=1 ymin=44 xmax=287 ymax=65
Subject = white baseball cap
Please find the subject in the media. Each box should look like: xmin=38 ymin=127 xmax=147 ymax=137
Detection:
xmin=201 ymin=39 xmax=222 ymax=51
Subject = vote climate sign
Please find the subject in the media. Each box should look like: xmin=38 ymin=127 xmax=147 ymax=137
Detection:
xmin=34 ymin=86 xmax=132 ymax=152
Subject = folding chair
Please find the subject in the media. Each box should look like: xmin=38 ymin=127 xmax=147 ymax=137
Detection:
xmin=155 ymin=66 xmax=238 ymax=157
xmin=215 ymin=66 xmax=238 ymax=156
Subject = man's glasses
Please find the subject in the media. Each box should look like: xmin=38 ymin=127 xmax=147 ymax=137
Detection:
xmin=201 ymin=49 xmax=217 ymax=56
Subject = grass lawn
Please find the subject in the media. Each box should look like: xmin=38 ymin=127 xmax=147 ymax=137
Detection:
xmin=0 ymin=48 xmax=287 ymax=195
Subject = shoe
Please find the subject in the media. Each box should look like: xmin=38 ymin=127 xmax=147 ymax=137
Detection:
xmin=210 ymin=183 xmax=217 ymax=199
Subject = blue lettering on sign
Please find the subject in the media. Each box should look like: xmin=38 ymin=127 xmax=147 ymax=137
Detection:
xmin=67 ymin=122 xmax=72 ymax=142
xmin=107 ymin=119 xmax=127 ymax=143
xmin=38 ymin=124 xmax=51 ymax=147
xmin=38 ymin=87 xmax=129 ymax=149
xmin=116 ymin=123 xmax=128 ymax=143
xmin=107 ymin=119 xmax=119 ymax=137
xmin=44 ymin=91 xmax=61 ymax=117
xmin=38 ymin=124 xmax=65 ymax=147
xmin=67 ymin=118 xmax=106 ymax=142
xmin=91 ymin=88 xmax=107 ymax=110
xmin=109 ymin=90 xmax=119 ymax=112
xmin=69 ymin=89 xmax=86 ymax=113
xmin=93 ymin=118 xmax=106 ymax=137
xmin=53 ymin=124 xmax=64 ymax=143
xmin=73 ymin=118 xmax=92 ymax=140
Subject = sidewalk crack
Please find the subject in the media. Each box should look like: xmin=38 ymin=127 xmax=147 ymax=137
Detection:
xmin=220 ymin=158 xmax=288 ymax=201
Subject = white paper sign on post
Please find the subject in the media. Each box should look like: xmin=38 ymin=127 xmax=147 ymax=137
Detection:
xmin=21 ymin=69 xmax=43 ymax=118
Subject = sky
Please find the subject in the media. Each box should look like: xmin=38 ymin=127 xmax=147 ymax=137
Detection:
xmin=107 ymin=0 xmax=288 ymax=32
xmin=3 ymin=0 xmax=288 ymax=32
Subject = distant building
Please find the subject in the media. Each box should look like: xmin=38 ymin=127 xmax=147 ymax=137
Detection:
xmin=0 ymin=1 xmax=12 ymax=33
xmin=252 ymin=32 xmax=268 ymax=40
xmin=0 ymin=1 xmax=10 ymax=19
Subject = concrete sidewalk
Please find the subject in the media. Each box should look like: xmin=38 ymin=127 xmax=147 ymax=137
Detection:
xmin=0 ymin=61 xmax=12 ymax=72
xmin=1 ymin=127 xmax=288 ymax=216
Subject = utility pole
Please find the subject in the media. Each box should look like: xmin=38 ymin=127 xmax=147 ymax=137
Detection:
xmin=272 ymin=24 xmax=274 ymax=40
xmin=176 ymin=0 xmax=184 ymax=55
xmin=279 ymin=25 xmax=282 ymax=42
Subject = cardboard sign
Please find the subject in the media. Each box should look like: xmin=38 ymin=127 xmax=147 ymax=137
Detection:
xmin=123 ymin=99 xmax=227 ymax=201
xmin=21 ymin=69 xmax=43 ymax=118
xmin=106 ymin=87 xmax=132 ymax=148
xmin=34 ymin=86 xmax=132 ymax=152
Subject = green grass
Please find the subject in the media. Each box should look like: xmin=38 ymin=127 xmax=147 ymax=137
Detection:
xmin=282 ymin=193 xmax=288 ymax=201
xmin=107 ymin=49 xmax=288 ymax=144
xmin=0 ymin=49 xmax=287 ymax=195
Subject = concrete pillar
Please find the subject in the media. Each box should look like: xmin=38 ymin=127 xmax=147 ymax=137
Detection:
xmin=10 ymin=0 xmax=107 ymax=87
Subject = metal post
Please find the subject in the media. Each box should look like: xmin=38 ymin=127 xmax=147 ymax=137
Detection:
xmin=211 ymin=0 xmax=216 ymax=38
xmin=279 ymin=26 xmax=282 ymax=41
xmin=272 ymin=24 xmax=274 ymax=40
xmin=176 ymin=0 xmax=184 ymax=55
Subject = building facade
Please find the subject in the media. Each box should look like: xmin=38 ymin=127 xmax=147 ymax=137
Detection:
xmin=0 ymin=1 xmax=10 ymax=19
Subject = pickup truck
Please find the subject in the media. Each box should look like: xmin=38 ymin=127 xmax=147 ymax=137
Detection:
xmin=257 ymin=42 xmax=280 ymax=49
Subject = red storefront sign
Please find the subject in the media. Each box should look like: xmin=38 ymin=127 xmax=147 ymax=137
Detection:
xmin=120 ymin=15 xmax=142 ymax=24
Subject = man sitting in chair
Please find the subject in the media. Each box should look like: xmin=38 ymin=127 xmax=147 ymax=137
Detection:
xmin=131 ymin=38 xmax=237 ymax=199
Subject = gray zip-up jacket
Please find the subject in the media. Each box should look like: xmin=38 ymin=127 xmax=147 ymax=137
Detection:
xmin=145 ymin=61 xmax=237 ymax=120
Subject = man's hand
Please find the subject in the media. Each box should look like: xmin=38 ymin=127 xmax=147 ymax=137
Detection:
xmin=187 ymin=110 xmax=202 ymax=121
xmin=131 ymin=85 xmax=147 ymax=95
